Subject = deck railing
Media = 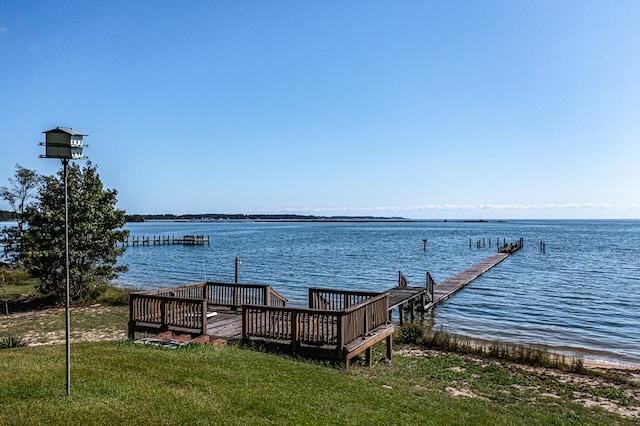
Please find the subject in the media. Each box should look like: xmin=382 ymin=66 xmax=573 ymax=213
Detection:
xmin=129 ymin=294 xmax=207 ymax=336
xmin=128 ymin=281 xmax=287 ymax=338
xmin=206 ymin=282 xmax=287 ymax=308
xmin=242 ymin=291 xmax=390 ymax=359
xmin=338 ymin=293 xmax=389 ymax=347
xmin=308 ymin=288 xmax=380 ymax=310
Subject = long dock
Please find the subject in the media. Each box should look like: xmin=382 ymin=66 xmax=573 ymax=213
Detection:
xmin=431 ymin=252 xmax=509 ymax=307
xmin=390 ymin=241 xmax=522 ymax=324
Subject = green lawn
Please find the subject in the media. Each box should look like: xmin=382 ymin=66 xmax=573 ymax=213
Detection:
xmin=0 ymin=342 xmax=637 ymax=425
xmin=0 ymin=272 xmax=637 ymax=425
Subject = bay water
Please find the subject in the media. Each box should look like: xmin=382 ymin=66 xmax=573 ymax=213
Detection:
xmin=116 ymin=220 xmax=640 ymax=365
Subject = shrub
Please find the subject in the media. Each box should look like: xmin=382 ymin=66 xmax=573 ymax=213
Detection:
xmin=94 ymin=283 xmax=137 ymax=306
xmin=0 ymin=336 xmax=27 ymax=349
xmin=399 ymin=324 xmax=424 ymax=344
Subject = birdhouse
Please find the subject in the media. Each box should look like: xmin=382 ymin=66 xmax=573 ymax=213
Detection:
xmin=41 ymin=127 xmax=86 ymax=159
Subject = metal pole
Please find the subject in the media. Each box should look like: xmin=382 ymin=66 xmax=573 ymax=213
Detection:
xmin=63 ymin=158 xmax=70 ymax=396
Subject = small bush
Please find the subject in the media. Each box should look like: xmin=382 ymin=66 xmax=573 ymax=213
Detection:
xmin=0 ymin=336 xmax=27 ymax=349
xmin=94 ymin=284 xmax=136 ymax=306
xmin=0 ymin=265 xmax=36 ymax=286
xmin=399 ymin=324 xmax=424 ymax=344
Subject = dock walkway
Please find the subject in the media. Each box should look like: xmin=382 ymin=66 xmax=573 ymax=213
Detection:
xmin=430 ymin=252 xmax=509 ymax=307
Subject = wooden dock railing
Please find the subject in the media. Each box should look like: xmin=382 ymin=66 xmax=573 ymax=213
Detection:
xmin=129 ymin=294 xmax=208 ymax=336
xmin=242 ymin=291 xmax=392 ymax=365
xmin=308 ymin=288 xmax=380 ymax=311
xmin=128 ymin=281 xmax=287 ymax=338
xmin=207 ymin=282 xmax=287 ymax=308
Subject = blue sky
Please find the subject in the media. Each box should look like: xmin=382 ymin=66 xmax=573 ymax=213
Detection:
xmin=1 ymin=1 xmax=639 ymax=219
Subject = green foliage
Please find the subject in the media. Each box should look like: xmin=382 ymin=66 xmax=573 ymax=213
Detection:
xmin=23 ymin=162 xmax=129 ymax=305
xmin=0 ymin=264 xmax=34 ymax=286
xmin=399 ymin=323 xmax=424 ymax=344
xmin=0 ymin=165 xmax=40 ymax=264
xmin=0 ymin=336 xmax=27 ymax=349
xmin=94 ymin=284 xmax=136 ymax=306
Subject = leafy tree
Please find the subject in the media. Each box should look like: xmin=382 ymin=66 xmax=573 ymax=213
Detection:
xmin=23 ymin=162 xmax=129 ymax=304
xmin=0 ymin=165 xmax=40 ymax=263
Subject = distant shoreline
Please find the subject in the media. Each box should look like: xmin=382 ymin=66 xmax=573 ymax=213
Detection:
xmin=125 ymin=213 xmax=492 ymax=224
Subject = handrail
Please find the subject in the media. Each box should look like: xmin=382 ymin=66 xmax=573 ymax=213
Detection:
xmin=242 ymin=292 xmax=390 ymax=355
xmin=129 ymin=293 xmax=207 ymax=336
xmin=308 ymin=288 xmax=380 ymax=310
xmin=129 ymin=281 xmax=287 ymax=338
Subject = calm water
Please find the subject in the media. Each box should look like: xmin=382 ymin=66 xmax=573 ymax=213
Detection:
xmin=115 ymin=220 xmax=640 ymax=365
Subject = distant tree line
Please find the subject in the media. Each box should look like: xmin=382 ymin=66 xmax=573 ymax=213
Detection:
xmin=124 ymin=213 xmax=406 ymax=222
xmin=0 ymin=210 xmax=16 ymax=221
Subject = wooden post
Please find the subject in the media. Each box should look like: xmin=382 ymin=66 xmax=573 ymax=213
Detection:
xmin=233 ymin=285 xmax=239 ymax=310
xmin=386 ymin=334 xmax=393 ymax=362
xmin=422 ymin=239 xmax=427 ymax=251
xmin=128 ymin=294 xmax=135 ymax=339
xmin=426 ymin=271 xmax=434 ymax=303
xmin=364 ymin=306 xmax=370 ymax=335
xmin=264 ymin=286 xmax=270 ymax=306
xmin=241 ymin=307 xmax=247 ymax=339
xmin=290 ymin=310 xmax=298 ymax=353
xmin=365 ymin=347 xmax=372 ymax=367
xmin=161 ymin=298 xmax=168 ymax=331
xmin=200 ymin=299 xmax=207 ymax=336
xmin=235 ymin=257 xmax=240 ymax=284
xmin=337 ymin=311 xmax=343 ymax=352
xmin=398 ymin=305 xmax=404 ymax=326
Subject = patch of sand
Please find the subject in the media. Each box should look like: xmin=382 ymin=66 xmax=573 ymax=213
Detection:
xmin=396 ymin=346 xmax=640 ymax=419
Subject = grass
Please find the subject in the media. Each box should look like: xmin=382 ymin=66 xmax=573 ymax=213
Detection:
xmin=1 ymin=264 xmax=131 ymax=344
xmin=1 ymin=342 xmax=637 ymax=425
xmin=1 ymin=268 xmax=638 ymax=424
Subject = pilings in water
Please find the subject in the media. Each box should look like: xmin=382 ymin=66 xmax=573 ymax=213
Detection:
xmin=117 ymin=235 xmax=210 ymax=247
xmin=469 ymin=237 xmax=523 ymax=252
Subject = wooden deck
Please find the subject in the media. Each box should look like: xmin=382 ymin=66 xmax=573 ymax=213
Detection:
xmin=206 ymin=312 xmax=243 ymax=340
xmin=129 ymin=243 xmax=522 ymax=366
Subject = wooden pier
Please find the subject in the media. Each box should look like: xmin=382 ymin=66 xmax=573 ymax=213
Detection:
xmin=430 ymin=252 xmax=508 ymax=306
xmin=118 ymin=235 xmax=210 ymax=247
xmin=390 ymin=238 xmax=523 ymax=324
xmin=129 ymin=240 xmax=523 ymax=366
